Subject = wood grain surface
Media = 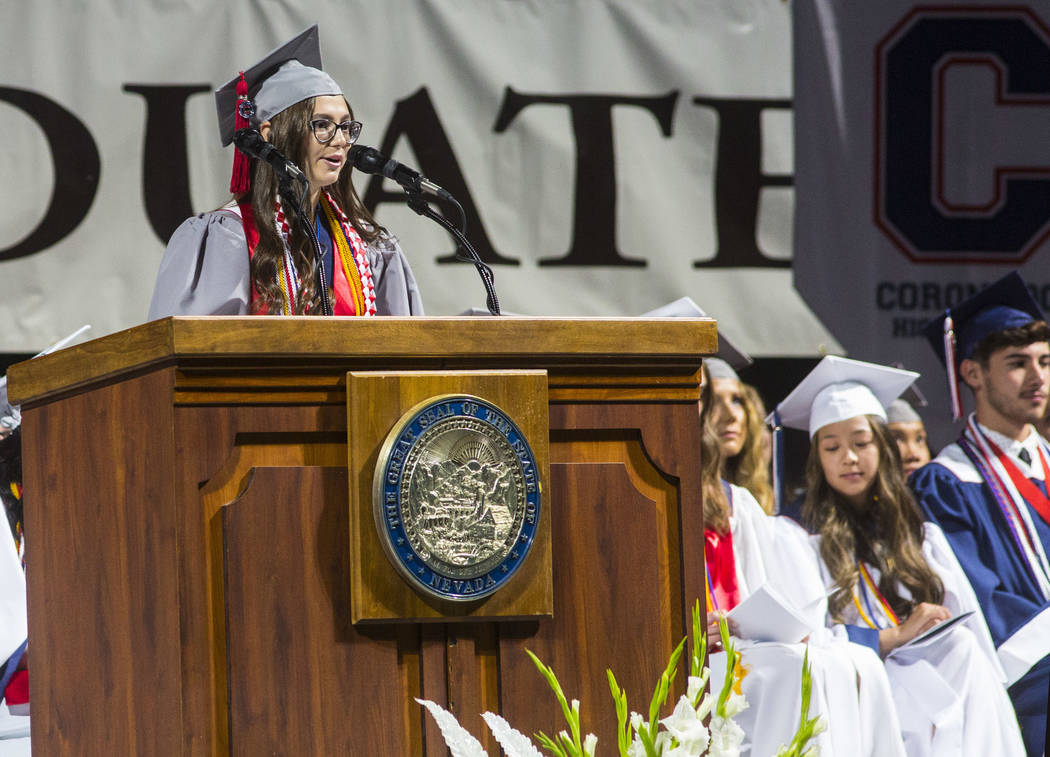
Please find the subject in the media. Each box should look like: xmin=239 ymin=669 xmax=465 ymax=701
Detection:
xmin=15 ymin=318 xmax=710 ymax=755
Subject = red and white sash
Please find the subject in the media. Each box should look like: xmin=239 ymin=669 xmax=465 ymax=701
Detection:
xmin=958 ymin=415 xmax=1050 ymax=600
xmin=234 ymin=194 xmax=376 ymax=316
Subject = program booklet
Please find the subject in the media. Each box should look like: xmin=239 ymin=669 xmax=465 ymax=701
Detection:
xmin=889 ymin=610 xmax=975 ymax=657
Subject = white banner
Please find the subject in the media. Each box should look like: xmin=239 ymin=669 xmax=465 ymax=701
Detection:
xmin=0 ymin=0 xmax=834 ymax=357
xmin=793 ymin=0 xmax=1050 ymax=444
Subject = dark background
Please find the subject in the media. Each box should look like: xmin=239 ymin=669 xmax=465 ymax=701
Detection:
xmin=0 ymin=355 xmax=32 ymax=376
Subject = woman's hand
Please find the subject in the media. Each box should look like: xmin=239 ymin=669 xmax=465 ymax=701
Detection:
xmin=706 ymin=610 xmax=734 ymax=649
xmin=878 ymin=602 xmax=951 ymax=657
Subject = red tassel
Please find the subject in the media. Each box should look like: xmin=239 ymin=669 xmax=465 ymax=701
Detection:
xmin=229 ymin=71 xmax=251 ymax=194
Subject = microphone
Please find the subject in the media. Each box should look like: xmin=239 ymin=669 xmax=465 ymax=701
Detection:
xmin=348 ymin=145 xmax=452 ymax=201
xmin=233 ymin=128 xmax=305 ymax=182
xmin=349 ymin=145 xmax=498 ymax=314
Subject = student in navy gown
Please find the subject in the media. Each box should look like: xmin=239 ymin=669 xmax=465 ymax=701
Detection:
xmin=910 ymin=272 xmax=1050 ymax=756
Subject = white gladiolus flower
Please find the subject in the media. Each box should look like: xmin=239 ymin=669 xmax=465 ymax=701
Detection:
xmin=416 ymin=605 xmax=819 ymax=757
xmin=686 ymin=675 xmax=706 ymax=702
xmin=660 ymin=695 xmax=710 ymax=754
xmin=416 ymin=699 xmax=489 ymax=757
xmin=721 ymin=691 xmax=749 ymax=719
xmin=708 ymin=715 xmax=746 ymax=757
xmin=696 ymin=691 xmax=715 ymax=721
xmin=480 ymin=712 xmax=543 ymax=757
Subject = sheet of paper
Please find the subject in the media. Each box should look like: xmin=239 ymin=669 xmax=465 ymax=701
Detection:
xmin=727 ymin=584 xmax=815 ymax=644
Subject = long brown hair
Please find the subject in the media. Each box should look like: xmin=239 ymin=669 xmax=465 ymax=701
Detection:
xmin=802 ymin=415 xmax=943 ymax=622
xmin=700 ymin=362 xmax=730 ymax=534
xmin=722 ymin=383 xmax=775 ymax=514
xmin=243 ymin=97 xmax=384 ymax=315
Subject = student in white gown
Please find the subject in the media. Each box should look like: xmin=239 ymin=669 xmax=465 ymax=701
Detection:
xmin=700 ymin=361 xmax=907 ymax=757
xmin=773 ymin=356 xmax=1025 ymax=757
xmin=706 ymin=358 xmax=776 ymax=515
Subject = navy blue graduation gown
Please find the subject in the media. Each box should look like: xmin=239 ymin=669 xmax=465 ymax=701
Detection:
xmin=911 ymin=441 xmax=1050 ymax=757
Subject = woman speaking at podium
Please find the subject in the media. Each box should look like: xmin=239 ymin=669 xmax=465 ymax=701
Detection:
xmin=148 ymin=26 xmax=423 ymax=319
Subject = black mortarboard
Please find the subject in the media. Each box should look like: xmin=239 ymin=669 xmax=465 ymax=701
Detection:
xmin=921 ymin=272 xmax=1044 ymax=419
xmin=214 ymin=25 xmax=342 ymax=192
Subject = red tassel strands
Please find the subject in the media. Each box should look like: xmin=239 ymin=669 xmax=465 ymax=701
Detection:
xmin=229 ymin=71 xmax=253 ymax=194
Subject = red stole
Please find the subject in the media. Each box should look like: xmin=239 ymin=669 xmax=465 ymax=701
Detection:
xmin=705 ymin=526 xmax=741 ymax=612
xmin=237 ymin=200 xmax=361 ymax=315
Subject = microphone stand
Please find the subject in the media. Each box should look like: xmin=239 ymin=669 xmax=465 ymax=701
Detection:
xmin=404 ymin=190 xmax=501 ymax=316
xmin=278 ymin=174 xmax=333 ymax=316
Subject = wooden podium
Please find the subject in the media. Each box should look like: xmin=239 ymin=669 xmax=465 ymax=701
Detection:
xmin=8 ymin=316 xmax=715 ymax=756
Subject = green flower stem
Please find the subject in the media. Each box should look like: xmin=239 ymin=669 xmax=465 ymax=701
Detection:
xmin=714 ymin=617 xmax=737 ymax=718
xmin=774 ymin=647 xmax=826 ymax=757
xmin=647 ymin=637 xmax=686 ymax=745
xmin=527 ymin=649 xmax=583 ymax=756
xmin=606 ymin=670 xmax=631 ymax=757
xmin=691 ymin=599 xmax=707 ymax=681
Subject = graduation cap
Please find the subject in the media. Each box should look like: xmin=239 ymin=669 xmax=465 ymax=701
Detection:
xmin=214 ymin=25 xmax=342 ymax=193
xmin=920 ymin=271 xmax=1045 ymax=420
xmin=704 ymin=358 xmax=740 ymax=382
xmin=640 ymin=296 xmax=753 ymax=371
xmin=890 ymin=362 xmax=928 ymax=410
xmin=885 ymin=399 xmax=922 ymax=425
xmin=765 ymin=356 xmax=918 ymax=511
xmin=769 ymin=355 xmax=918 ymax=439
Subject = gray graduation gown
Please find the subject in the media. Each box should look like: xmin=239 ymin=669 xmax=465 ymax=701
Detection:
xmin=147 ymin=209 xmax=424 ymax=319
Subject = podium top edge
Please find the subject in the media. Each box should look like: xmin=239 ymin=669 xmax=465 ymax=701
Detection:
xmin=7 ymin=316 xmax=719 ymax=406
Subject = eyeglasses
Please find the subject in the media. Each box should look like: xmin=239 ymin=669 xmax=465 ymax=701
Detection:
xmin=310 ymin=118 xmax=363 ymax=145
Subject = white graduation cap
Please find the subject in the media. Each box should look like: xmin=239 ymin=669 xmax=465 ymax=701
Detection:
xmin=769 ymin=355 xmax=918 ymax=439
xmin=885 ymin=398 xmax=923 ymax=425
xmin=641 ymin=296 xmax=752 ymax=371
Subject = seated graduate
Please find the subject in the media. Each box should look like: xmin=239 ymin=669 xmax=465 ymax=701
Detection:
xmin=910 ymin=272 xmax=1050 ymax=756
xmin=148 ymin=25 xmax=423 ymax=319
xmin=700 ymin=361 xmax=910 ymax=757
xmin=885 ymin=398 xmax=932 ymax=481
xmin=705 ymin=358 xmax=776 ymax=514
xmin=775 ymin=355 xmax=1024 ymax=756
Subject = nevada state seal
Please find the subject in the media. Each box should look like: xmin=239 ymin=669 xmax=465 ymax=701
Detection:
xmin=373 ymin=394 xmax=541 ymax=602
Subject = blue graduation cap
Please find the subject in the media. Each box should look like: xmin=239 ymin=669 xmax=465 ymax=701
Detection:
xmin=921 ymin=271 xmax=1044 ymax=420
